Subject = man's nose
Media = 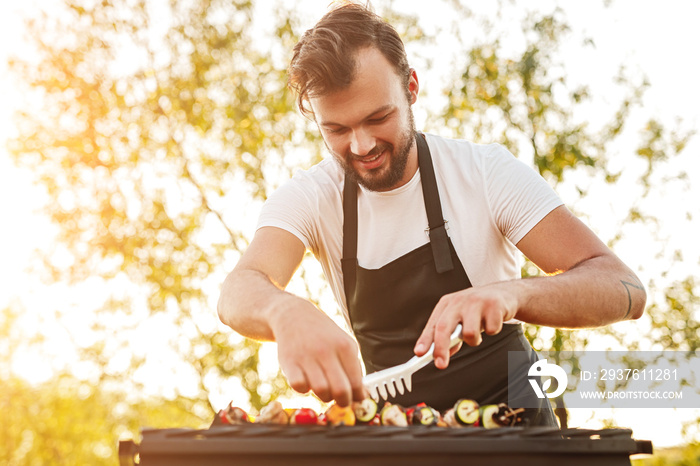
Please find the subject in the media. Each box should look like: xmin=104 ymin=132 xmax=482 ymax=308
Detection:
xmin=350 ymin=127 xmax=376 ymax=156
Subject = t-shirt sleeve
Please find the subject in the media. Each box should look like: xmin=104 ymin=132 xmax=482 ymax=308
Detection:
xmin=256 ymin=176 xmax=317 ymax=251
xmin=484 ymin=144 xmax=564 ymax=245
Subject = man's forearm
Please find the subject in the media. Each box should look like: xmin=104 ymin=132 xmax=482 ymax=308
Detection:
xmin=218 ymin=265 xmax=366 ymax=406
xmin=514 ymin=254 xmax=646 ymax=328
xmin=217 ymin=268 xmax=297 ymax=341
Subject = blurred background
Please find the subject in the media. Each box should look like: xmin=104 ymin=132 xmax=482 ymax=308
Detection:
xmin=1 ymin=0 xmax=698 ymax=464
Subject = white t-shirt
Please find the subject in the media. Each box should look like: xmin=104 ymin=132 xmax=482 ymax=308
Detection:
xmin=257 ymin=133 xmax=563 ymax=323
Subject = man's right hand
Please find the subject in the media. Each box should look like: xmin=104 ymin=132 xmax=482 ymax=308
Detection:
xmin=271 ymin=297 xmax=365 ymax=407
xmin=218 ymin=226 xmax=365 ymax=407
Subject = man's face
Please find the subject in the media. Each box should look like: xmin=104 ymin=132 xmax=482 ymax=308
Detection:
xmin=309 ymin=47 xmax=419 ymax=192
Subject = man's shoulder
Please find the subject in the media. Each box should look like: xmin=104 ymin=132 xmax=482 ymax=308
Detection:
xmin=424 ymin=133 xmax=504 ymax=160
xmin=259 ymin=157 xmax=344 ymax=240
xmin=424 ymin=133 xmax=508 ymax=172
xmin=283 ymin=157 xmax=344 ymax=193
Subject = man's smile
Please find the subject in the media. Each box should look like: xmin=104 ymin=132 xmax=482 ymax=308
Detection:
xmin=353 ymin=149 xmax=387 ymax=170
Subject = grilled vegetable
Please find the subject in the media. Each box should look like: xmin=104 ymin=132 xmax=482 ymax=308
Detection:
xmin=324 ymin=404 xmax=356 ymax=426
xmin=290 ymin=408 xmax=319 ymax=425
xmin=214 ymin=404 xmax=250 ymax=426
xmin=212 ymin=398 xmax=522 ymax=430
xmin=435 ymin=415 xmax=448 ymax=427
xmin=379 ymin=403 xmax=408 ymax=426
xmin=454 ymin=399 xmax=479 ymax=426
xmin=479 ymin=403 xmax=524 ymax=428
xmin=257 ymin=401 xmax=289 ymax=424
xmin=353 ymin=398 xmax=379 ymax=424
xmin=410 ymin=403 xmax=440 ymax=426
xmin=478 ymin=404 xmax=500 ymax=429
xmin=441 ymin=408 xmax=460 ymax=428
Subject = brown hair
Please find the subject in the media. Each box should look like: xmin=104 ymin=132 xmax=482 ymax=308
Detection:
xmin=288 ymin=1 xmax=411 ymax=119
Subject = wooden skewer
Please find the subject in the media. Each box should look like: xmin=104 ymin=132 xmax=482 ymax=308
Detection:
xmin=503 ymin=408 xmax=526 ymax=419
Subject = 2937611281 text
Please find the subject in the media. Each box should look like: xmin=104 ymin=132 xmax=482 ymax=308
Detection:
xmin=508 ymin=351 xmax=700 ymax=409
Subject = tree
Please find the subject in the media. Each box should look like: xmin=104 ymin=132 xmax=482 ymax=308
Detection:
xmin=7 ymin=0 xmax=311 ymax=424
xmin=432 ymin=4 xmax=695 ymax=426
xmin=1 ymin=369 xmax=205 ymax=464
xmin=5 ymin=0 xmax=698 ymax=461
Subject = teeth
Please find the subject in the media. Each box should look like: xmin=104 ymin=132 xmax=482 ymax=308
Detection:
xmin=358 ymin=151 xmax=382 ymax=163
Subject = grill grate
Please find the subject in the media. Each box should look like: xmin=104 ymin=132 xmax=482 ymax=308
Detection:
xmin=119 ymin=425 xmax=653 ymax=466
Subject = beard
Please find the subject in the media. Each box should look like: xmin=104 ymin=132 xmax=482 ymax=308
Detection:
xmin=337 ymin=108 xmax=416 ymax=192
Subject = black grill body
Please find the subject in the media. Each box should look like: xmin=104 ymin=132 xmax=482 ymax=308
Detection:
xmin=119 ymin=425 xmax=653 ymax=466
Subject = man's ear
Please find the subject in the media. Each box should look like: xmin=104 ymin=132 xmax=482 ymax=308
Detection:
xmin=408 ymin=68 xmax=419 ymax=105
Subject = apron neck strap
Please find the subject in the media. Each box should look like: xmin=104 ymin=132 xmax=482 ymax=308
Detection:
xmin=415 ymin=133 xmax=454 ymax=273
xmin=342 ymin=170 xmax=359 ymax=303
xmin=342 ymin=132 xmax=454 ymax=301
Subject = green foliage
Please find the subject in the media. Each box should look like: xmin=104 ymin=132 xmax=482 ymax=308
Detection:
xmin=435 ymin=4 xmax=695 ymax=429
xmin=7 ymin=0 xmax=309 ymax=417
xmin=0 ymin=372 xmax=207 ymax=465
xmin=440 ymin=9 xmax=639 ymax=187
xmin=4 ymin=0 xmax=699 ymax=461
xmin=648 ymin=277 xmax=700 ymax=351
xmin=632 ymin=443 xmax=700 ymax=466
xmin=635 ymin=119 xmax=696 ymax=190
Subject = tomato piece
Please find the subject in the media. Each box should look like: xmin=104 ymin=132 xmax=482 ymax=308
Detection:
xmin=291 ymin=408 xmax=319 ymax=425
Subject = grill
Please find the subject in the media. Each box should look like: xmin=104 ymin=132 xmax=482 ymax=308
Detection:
xmin=119 ymin=425 xmax=652 ymax=466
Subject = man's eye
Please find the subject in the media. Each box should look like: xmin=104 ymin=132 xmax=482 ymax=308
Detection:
xmin=369 ymin=115 xmax=388 ymax=124
xmin=326 ymin=127 xmax=347 ymax=134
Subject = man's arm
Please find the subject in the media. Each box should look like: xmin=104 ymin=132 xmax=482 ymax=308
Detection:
xmin=415 ymin=205 xmax=646 ymax=368
xmin=218 ymin=226 xmax=364 ymax=406
xmin=512 ymin=205 xmax=646 ymax=326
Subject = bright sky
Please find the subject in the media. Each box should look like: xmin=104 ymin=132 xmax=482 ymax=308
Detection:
xmin=1 ymin=0 xmax=699 ymax=449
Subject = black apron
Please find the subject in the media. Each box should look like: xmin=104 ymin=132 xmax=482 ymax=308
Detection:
xmin=341 ymin=133 xmax=557 ymax=426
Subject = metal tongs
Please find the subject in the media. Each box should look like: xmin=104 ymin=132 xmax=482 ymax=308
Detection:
xmin=362 ymin=324 xmax=463 ymax=401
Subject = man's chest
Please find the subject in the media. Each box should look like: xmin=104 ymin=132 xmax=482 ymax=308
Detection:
xmin=355 ymin=182 xmax=431 ymax=269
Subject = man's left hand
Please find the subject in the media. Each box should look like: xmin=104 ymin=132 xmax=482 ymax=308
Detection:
xmin=413 ymin=282 xmax=519 ymax=369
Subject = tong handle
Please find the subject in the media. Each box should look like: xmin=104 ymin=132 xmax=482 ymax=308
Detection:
xmin=408 ymin=323 xmax=464 ymax=372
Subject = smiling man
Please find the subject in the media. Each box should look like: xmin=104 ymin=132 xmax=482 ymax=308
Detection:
xmin=217 ymin=2 xmax=646 ymax=426
xmin=311 ymin=46 xmax=418 ymax=192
